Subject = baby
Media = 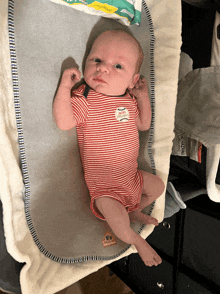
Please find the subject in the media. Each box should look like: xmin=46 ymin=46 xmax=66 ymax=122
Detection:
xmin=53 ymin=30 xmax=165 ymax=267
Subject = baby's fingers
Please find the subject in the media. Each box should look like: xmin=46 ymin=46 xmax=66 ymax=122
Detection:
xmin=66 ymin=68 xmax=81 ymax=81
xmin=61 ymin=68 xmax=82 ymax=88
xmin=140 ymin=77 xmax=147 ymax=84
xmin=133 ymin=78 xmax=142 ymax=89
xmin=73 ymin=68 xmax=82 ymax=81
xmin=138 ymin=77 xmax=148 ymax=88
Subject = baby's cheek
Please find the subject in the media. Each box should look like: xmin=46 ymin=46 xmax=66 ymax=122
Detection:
xmin=83 ymin=73 xmax=92 ymax=86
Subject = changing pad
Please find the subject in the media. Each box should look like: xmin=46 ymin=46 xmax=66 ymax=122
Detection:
xmin=0 ymin=0 xmax=182 ymax=293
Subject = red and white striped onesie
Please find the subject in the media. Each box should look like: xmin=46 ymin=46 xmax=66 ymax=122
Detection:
xmin=71 ymin=84 xmax=143 ymax=220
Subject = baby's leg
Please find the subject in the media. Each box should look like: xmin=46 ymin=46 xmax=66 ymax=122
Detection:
xmin=140 ymin=170 xmax=165 ymax=208
xmin=95 ymin=196 xmax=162 ymax=267
xmin=129 ymin=171 xmax=165 ymax=225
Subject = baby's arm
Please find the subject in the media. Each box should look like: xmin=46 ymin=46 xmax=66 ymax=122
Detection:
xmin=53 ymin=68 xmax=81 ymax=130
xmin=130 ymin=77 xmax=151 ymax=131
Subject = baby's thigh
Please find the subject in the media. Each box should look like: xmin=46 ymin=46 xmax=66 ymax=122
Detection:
xmin=140 ymin=170 xmax=165 ymax=196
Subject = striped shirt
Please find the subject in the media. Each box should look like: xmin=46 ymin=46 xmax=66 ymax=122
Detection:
xmin=71 ymin=84 xmax=143 ymax=220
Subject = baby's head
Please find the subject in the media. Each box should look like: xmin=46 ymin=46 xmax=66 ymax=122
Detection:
xmin=84 ymin=30 xmax=144 ymax=96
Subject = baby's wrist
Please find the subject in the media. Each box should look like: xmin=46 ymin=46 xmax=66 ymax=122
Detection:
xmin=136 ymin=93 xmax=148 ymax=100
xmin=60 ymin=81 xmax=73 ymax=91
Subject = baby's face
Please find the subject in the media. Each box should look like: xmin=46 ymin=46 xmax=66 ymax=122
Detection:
xmin=84 ymin=32 xmax=140 ymax=96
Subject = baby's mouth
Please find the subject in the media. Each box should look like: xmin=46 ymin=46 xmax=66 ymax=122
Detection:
xmin=93 ymin=76 xmax=107 ymax=83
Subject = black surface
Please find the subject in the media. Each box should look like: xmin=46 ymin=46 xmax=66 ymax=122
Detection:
xmin=180 ymin=196 xmax=220 ymax=293
xmin=181 ymin=1 xmax=216 ymax=69
xmin=109 ymin=195 xmax=220 ymax=293
xmin=185 ymin=193 xmax=220 ymax=219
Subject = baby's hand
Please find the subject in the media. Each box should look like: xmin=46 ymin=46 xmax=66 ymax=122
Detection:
xmin=130 ymin=77 xmax=149 ymax=100
xmin=61 ymin=68 xmax=82 ymax=89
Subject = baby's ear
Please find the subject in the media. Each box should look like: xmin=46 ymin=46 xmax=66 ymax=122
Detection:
xmin=128 ymin=73 xmax=140 ymax=89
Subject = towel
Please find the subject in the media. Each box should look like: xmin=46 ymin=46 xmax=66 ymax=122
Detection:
xmin=175 ymin=66 xmax=220 ymax=149
xmin=172 ymin=10 xmax=220 ymax=203
xmin=206 ymin=10 xmax=220 ymax=203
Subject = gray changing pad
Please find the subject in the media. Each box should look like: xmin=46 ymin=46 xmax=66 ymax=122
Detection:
xmin=12 ymin=0 xmax=154 ymax=263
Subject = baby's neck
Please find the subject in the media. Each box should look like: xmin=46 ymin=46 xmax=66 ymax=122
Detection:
xmin=85 ymin=83 xmax=127 ymax=97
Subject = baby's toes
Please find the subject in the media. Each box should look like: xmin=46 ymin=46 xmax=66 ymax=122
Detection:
xmin=139 ymin=213 xmax=158 ymax=226
xmin=153 ymin=254 xmax=162 ymax=266
xmin=148 ymin=216 xmax=159 ymax=226
xmin=147 ymin=261 xmax=154 ymax=267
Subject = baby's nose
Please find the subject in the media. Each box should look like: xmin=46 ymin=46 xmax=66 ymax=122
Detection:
xmin=97 ymin=62 xmax=109 ymax=73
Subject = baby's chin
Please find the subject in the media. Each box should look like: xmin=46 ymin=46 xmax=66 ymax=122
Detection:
xmin=89 ymin=83 xmax=126 ymax=97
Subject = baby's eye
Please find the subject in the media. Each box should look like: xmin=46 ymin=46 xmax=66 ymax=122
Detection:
xmin=94 ymin=58 xmax=101 ymax=63
xmin=115 ymin=64 xmax=122 ymax=69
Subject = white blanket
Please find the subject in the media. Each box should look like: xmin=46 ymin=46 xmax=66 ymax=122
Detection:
xmin=0 ymin=0 xmax=182 ymax=293
xmin=208 ymin=11 xmax=220 ymax=202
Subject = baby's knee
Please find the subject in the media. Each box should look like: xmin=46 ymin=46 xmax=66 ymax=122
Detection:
xmin=156 ymin=176 xmax=165 ymax=196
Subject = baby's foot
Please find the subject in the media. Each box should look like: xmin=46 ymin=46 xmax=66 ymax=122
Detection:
xmin=129 ymin=210 xmax=159 ymax=226
xmin=135 ymin=237 xmax=162 ymax=267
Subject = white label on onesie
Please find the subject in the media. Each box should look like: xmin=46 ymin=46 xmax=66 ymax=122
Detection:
xmin=115 ymin=107 xmax=129 ymax=122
